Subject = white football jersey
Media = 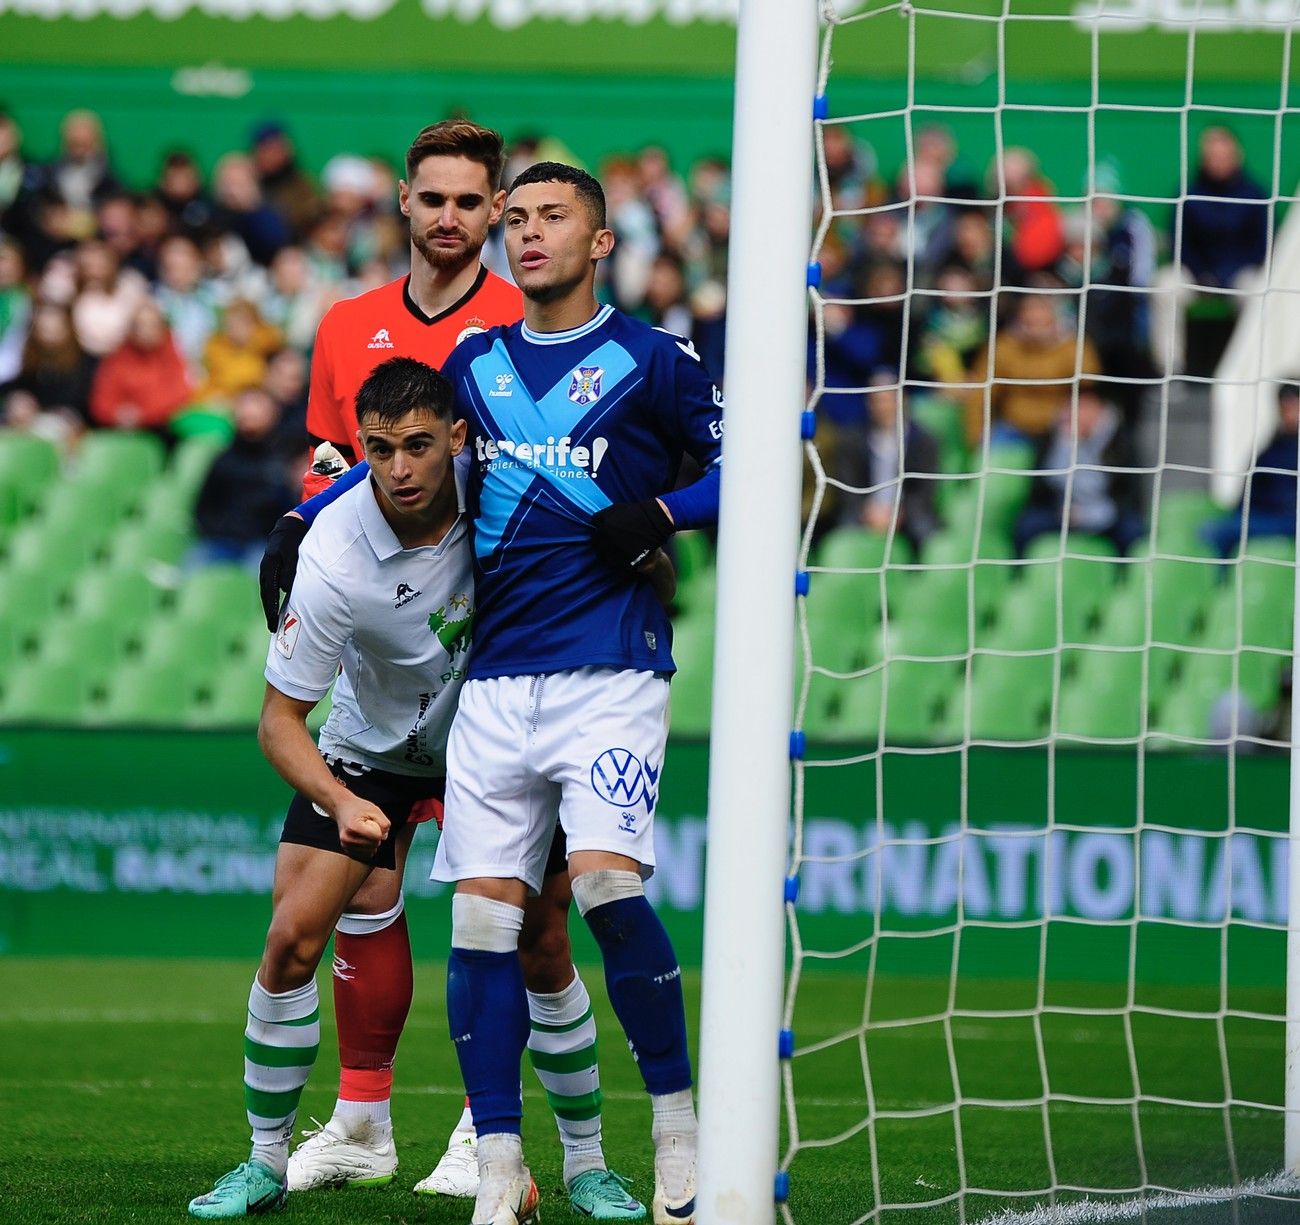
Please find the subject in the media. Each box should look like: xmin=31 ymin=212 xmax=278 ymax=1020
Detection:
xmin=265 ymin=468 xmax=473 ymax=776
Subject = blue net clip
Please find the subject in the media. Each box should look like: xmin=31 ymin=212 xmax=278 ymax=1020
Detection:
xmin=775 ymin=1171 xmax=791 ymax=1203
xmin=813 ymin=95 xmax=829 ymax=120
xmin=800 ymin=410 xmax=817 ymax=441
xmin=794 ymin=570 xmax=810 ymax=598
xmin=779 ymin=1029 xmax=795 ymax=1059
xmin=788 ymin=731 xmax=806 ymax=760
xmin=806 ymin=261 xmax=822 ymax=288
xmin=784 ymin=875 xmax=800 ymax=905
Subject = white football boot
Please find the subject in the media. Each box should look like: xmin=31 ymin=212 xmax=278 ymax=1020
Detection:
xmin=652 ymin=1131 xmax=697 ymax=1224
xmin=472 ymin=1134 xmax=539 ymax=1225
xmin=286 ymin=1118 xmax=397 ymax=1191
xmin=412 ymin=1127 xmax=479 ymax=1198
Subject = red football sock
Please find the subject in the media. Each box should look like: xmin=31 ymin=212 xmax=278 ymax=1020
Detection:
xmin=333 ymin=908 xmax=413 ymax=1102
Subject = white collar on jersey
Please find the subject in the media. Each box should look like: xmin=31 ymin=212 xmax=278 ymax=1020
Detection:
xmin=356 ymin=455 xmax=468 ymax=561
xmin=520 ymin=303 xmax=614 ymax=346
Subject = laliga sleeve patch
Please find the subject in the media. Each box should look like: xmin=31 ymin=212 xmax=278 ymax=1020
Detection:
xmin=276 ymin=607 xmax=302 ymax=658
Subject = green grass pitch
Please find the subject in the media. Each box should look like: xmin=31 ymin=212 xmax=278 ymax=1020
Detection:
xmin=1 ymin=958 xmax=1294 ymax=1224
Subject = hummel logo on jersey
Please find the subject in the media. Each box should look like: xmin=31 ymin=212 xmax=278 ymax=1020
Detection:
xmin=490 ymin=373 xmax=514 ymax=398
xmin=393 ymin=582 xmax=421 ymax=608
xmin=568 ymin=365 xmax=605 ymax=406
xmin=367 ymin=328 xmax=395 ymax=349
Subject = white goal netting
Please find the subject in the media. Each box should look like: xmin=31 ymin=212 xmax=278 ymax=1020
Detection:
xmin=782 ymin=0 xmax=1300 ymax=1221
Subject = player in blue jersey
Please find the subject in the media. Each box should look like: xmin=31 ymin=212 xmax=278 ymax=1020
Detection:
xmin=283 ymin=162 xmax=721 ymax=1225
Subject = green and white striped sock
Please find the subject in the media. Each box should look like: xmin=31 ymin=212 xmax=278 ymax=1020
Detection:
xmin=527 ymin=971 xmax=605 ymax=1185
xmin=244 ymin=977 xmax=320 ymax=1180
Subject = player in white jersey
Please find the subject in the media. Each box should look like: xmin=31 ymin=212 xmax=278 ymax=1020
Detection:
xmin=188 ymin=358 xmax=474 ymax=1219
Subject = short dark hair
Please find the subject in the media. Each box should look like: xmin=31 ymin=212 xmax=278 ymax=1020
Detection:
xmin=1278 ymin=381 xmax=1300 ymax=405
xmin=508 ymin=161 xmax=607 ymax=230
xmin=405 ymin=120 xmax=505 ymax=189
xmin=355 ymin=357 xmax=454 ymax=428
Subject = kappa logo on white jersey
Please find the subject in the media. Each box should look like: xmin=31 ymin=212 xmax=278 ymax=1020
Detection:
xmin=489 ymin=373 xmax=514 ymax=398
xmin=275 ymin=607 xmax=301 ymax=657
xmin=367 ymin=328 xmax=395 ymax=349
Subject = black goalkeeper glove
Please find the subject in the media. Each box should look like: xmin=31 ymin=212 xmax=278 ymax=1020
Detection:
xmin=591 ymin=499 xmax=674 ymax=573
xmin=259 ymin=514 xmax=310 ymax=631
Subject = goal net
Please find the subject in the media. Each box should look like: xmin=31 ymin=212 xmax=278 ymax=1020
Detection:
xmin=780 ymin=0 xmax=1300 ymax=1221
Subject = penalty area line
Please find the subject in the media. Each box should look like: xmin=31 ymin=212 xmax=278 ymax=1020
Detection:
xmin=979 ymin=1173 xmax=1300 ymax=1225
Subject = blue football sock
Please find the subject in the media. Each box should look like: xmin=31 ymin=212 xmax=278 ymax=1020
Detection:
xmin=446 ymin=946 xmax=530 ymax=1136
xmin=583 ymin=894 xmax=693 ymax=1096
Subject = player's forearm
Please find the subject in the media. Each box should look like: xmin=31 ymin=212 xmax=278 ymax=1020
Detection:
xmin=659 ymin=463 xmax=720 ymax=530
xmin=257 ymin=691 xmax=347 ymax=817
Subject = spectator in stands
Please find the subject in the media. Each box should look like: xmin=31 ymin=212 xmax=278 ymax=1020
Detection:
xmin=153 ymin=150 xmax=216 ymax=241
xmin=896 ymin=158 xmax=953 ymax=273
xmin=997 ymin=148 xmax=1064 ymax=277
xmin=154 ymin=234 xmax=220 ymax=378
xmin=0 ymin=108 xmax=24 ymax=230
xmin=603 ymin=156 xmax=660 ymax=312
xmin=70 ymin=238 xmax=148 ymax=357
xmin=966 ymin=292 xmax=1101 ymax=447
xmin=915 ymin=123 xmax=980 ymax=202
xmin=822 ymin=124 xmax=877 ymax=213
xmin=212 ymin=152 xmax=290 ymax=267
xmin=1201 ymin=381 xmax=1299 ymax=556
xmin=839 ymin=370 xmax=942 ymax=552
xmin=0 ymin=237 xmax=31 ymax=386
xmin=97 ymin=191 xmax=149 ymax=279
xmin=88 ymin=298 xmax=193 ymax=438
xmin=637 ymin=145 xmax=691 ymax=244
xmin=1151 ymin=126 xmax=1270 ymax=375
xmin=250 ymin=122 xmax=320 ymax=241
xmin=940 ymin=207 xmax=1010 ymax=292
xmin=636 ymin=251 xmax=693 ymax=337
xmin=1015 ymin=386 xmax=1144 ymax=554
xmin=914 ymin=264 xmax=988 ymax=387
xmin=1 ymin=301 xmax=95 ymax=445
xmin=13 ymin=110 xmax=122 ymax=268
xmin=262 ymin=346 xmax=309 ymax=457
xmin=1080 ymin=159 xmax=1157 ymax=426
xmin=198 ymin=297 xmax=281 ymax=403
xmin=190 ymin=385 xmax=298 ymax=570
xmin=260 ymin=245 xmax=329 ymax=353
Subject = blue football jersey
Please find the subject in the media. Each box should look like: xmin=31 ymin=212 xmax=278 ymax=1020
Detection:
xmin=442 ymin=304 xmax=724 ymax=680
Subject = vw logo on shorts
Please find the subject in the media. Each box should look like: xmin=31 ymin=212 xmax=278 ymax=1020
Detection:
xmin=591 ymin=748 xmax=646 ymax=808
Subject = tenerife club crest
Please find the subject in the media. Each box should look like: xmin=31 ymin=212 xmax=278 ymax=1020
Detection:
xmin=568 ymin=365 xmax=605 ymax=406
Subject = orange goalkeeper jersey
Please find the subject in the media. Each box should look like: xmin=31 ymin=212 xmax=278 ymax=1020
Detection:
xmin=306 ymin=268 xmax=523 ymax=457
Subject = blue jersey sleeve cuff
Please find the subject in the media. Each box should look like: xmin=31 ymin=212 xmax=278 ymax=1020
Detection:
xmin=661 ymin=464 xmax=721 ymax=531
xmin=299 ymin=460 xmax=369 ymax=524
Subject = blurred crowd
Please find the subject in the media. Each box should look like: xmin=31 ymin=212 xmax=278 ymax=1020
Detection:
xmin=809 ymin=122 xmax=1287 ymax=557
xmin=0 ymin=105 xmax=1291 ymax=564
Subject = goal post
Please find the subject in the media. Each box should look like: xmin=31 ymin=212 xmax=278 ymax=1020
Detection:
xmin=695 ymin=2 xmax=818 ymax=1223
xmin=699 ymin=0 xmax=1300 ymax=1222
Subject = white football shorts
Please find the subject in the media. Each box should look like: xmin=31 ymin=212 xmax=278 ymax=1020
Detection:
xmin=433 ymin=666 xmax=670 ymax=893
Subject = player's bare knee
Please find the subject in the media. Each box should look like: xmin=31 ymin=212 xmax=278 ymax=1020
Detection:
xmin=519 ymin=921 xmax=574 ymax=993
xmin=346 ymin=864 xmax=403 ymax=916
xmin=261 ymin=917 xmax=328 ymax=991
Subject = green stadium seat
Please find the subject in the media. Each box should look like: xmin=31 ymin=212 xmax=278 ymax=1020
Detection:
xmin=0 ymin=659 xmax=92 ymax=725
xmin=982 ymin=588 xmax=1057 ymax=652
xmin=815 ymin=527 xmax=890 ymax=571
xmin=805 ymin=569 xmax=882 ymax=669
xmin=1151 ymin=489 xmax=1220 ymax=553
xmin=106 ymin=520 xmax=191 ymax=571
xmin=1150 ymin=682 xmax=1215 ymax=743
xmin=69 ymin=564 xmax=165 ymax=626
xmin=822 ymin=671 xmax=885 ymax=743
xmin=137 ymin=477 xmax=203 ymax=530
xmin=194 ymin=659 xmax=267 ymax=729
xmin=174 ymin=565 xmax=260 ymax=625
xmin=668 ymin=618 xmax=713 ymax=737
xmin=75 ymin=431 xmax=166 ymax=486
xmin=0 ymin=431 xmax=60 ymax=531
xmin=4 ymin=517 xmax=101 ymax=573
xmin=32 ymin=613 xmax=121 ymax=692
xmin=964 ymin=652 xmax=1054 ymax=741
xmin=1057 ymin=662 xmax=1144 ymax=740
xmin=95 ymin=660 xmax=203 ymax=727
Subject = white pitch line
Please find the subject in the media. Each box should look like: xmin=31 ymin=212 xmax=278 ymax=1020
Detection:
xmin=978 ymin=1173 xmax=1300 ymax=1225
